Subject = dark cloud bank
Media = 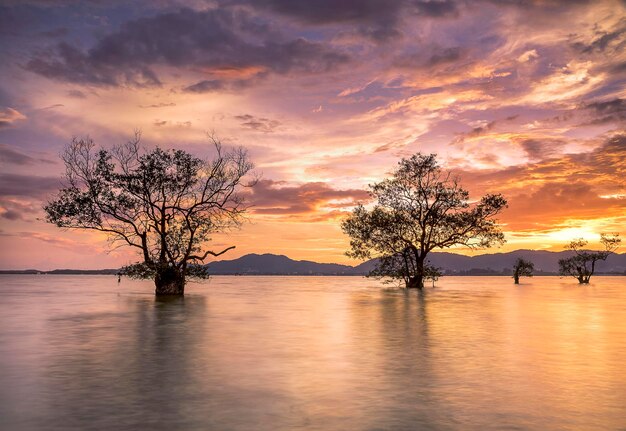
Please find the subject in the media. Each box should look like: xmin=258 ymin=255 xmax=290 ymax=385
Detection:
xmin=25 ymin=7 xmax=350 ymax=89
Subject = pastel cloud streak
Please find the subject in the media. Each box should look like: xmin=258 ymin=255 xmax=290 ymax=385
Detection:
xmin=0 ymin=0 xmax=624 ymax=268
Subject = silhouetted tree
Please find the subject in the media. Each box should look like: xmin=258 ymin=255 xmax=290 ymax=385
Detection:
xmin=512 ymin=258 xmax=534 ymax=284
xmin=342 ymin=153 xmax=507 ymax=289
xmin=424 ymin=263 xmax=442 ymax=287
xmin=368 ymin=249 xmax=442 ymax=287
xmin=558 ymin=234 xmax=620 ymax=284
xmin=44 ymin=133 xmax=254 ymax=295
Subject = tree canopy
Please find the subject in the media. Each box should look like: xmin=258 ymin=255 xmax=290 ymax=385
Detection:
xmin=44 ymin=133 xmax=254 ymax=295
xmin=341 ymin=153 xmax=507 ymax=289
xmin=558 ymin=234 xmax=620 ymax=284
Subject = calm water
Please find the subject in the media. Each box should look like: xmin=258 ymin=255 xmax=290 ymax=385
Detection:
xmin=0 ymin=275 xmax=625 ymax=430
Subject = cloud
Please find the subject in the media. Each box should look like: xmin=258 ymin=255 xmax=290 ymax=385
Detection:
xmin=139 ymin=102 xmax=176 ymax=108
xmin=0 ymin=107 xmax=26 ymax=128
xmin=0 ymin=230 xmax=89 ymax=250
xmin=581 ymin=98 xmax=626 ymax=125
xmin=38 ymin=104 xmax=64 ymax=110
xmin=0 ymin=173 xmax=60 ymax=198
xmin=26 ymin=41 xmax=160 ymax=87
xmin=453 ymin=120 xmax=497 ymax=143
xmin=242 ymin=0 xmax=457 ymax=41
xmin=372 ymin=136 xmax=411 ymax=154
xmin=182 ymin=78 xmax=257 ymax=93
xmin=39 ymin=27 xmax=69 ymax=38
xmin=505 ymin=182 xmax=626 ymax=231
xmin=571 ymin=22 xmax=626 ymax=54
xmin=26 ymin=8 xmax=350 ymax=88
xmin=234 ymin=114 xmax=281 ymax=133
xmin=453 ymin=134 xmax=626 ymax=229
xmin=450 ymin=116 xmax=522 ymax=149
xmin=0 ymin=144 xmax=54 ymax=166
xmin=183 ymin=80 xmax=225 ymax=93
xmin=517 ymin=137 xmax=567 ymax=161
xmin=0 ymin=197 xmax=41 ymax=221
xmin=481 ymin=0 xmax=592 ymax=9
xmin=395 ymin=46 xmax=466 ymax=70
xmin=153 ymin=119 xmax=191 ymax=128
xmin=249 ymin=179 xmax=370 ymax=217
xmin=67 ymin=89 xmax=87 ymax=98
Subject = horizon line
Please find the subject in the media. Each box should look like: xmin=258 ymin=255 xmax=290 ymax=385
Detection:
xmin=2 ymin=248 xmax=624 ymax=272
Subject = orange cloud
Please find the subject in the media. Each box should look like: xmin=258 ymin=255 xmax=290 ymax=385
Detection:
xmin=248 ymin=179 xmax=370 ymax=219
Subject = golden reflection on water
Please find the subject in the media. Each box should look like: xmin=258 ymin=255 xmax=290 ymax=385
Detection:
xmin=0 ymin=275 xmax=625 ymax=430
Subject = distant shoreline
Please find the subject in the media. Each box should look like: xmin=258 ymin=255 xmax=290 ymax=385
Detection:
xmin=2 ymin=250 xmax=625 ymax=277
xmin=1 ymin=270 xmax=624 ymax=277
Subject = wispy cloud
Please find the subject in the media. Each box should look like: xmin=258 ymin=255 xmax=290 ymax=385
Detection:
xmin=0 ymin=107 xmax=26 ymax=128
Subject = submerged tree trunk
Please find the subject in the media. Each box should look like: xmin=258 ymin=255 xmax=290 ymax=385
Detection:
xmin=406 ymin=257 xmax=425 ymax=289
xmin=154 ymin=266 xmax=185 ymax=295
xmin=407 ymin=275 xmax=424 ymax=289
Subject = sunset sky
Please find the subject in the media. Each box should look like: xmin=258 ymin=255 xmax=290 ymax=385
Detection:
xmin=0 ymin=0 xmax=624 ymax=270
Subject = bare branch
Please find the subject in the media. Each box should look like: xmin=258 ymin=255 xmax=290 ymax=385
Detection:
xmin=188 ymin=245 xmax=236 ymax=262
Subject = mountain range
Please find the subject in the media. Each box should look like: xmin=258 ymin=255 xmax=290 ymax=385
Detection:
xmin=3 ymin=250 xmax=625 ymax=275
xmin=205 ymin=250 xmax=626 ymax=276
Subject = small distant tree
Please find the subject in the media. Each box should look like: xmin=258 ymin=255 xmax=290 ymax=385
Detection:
xmin=342 ymin=153 xmax=507 ymax=289
xmin=558 ymin=234 xmax=621 ymax=284
xmin=512 ymin=258 xmax=534 ymax=284
xmin=44 ymin=133 xmax=254 ymax=295
xmin=424 ymin=263 xmax=443 ymax=287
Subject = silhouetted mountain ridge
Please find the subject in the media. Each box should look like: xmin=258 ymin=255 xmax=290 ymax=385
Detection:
xmin=206 ymin=253 xmax=355 ymax=275
xmin=2 ymin=251 xmax=624 ymax=275
xmin=206 ymin=251 xmax=626 ymax=275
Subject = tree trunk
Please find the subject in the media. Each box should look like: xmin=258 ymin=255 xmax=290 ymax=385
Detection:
xmin=407 ymin=275 xmax=424 ymax=289
xmin=406 ymin=257 xmax=425 ymax=289
xmin=154 ymin=266 xmax=185 ymax=295
xmin=576 ymin=270 xmax=591 ymax=284
xmin=514 ymin=274 xmax=519 ymax=284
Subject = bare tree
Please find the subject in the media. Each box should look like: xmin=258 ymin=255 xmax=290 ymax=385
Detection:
xmin=342 ymin=153 xmax=507 ymax=289
xmin=44 ymin=132 xmax=255 ymax=295
xmin=512 ymin=258 xmax=534 ymax=284
xmin=558 ymin=234 xmax=621 ymax=284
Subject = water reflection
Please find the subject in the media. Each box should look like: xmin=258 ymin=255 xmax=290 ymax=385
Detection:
xmin=345 ymin=289 xmax=453 ymax=430
xmin=0 ymin=275 xmax=625 ymax=430
xmin=42 ymin=296 xmax=209 ymax=430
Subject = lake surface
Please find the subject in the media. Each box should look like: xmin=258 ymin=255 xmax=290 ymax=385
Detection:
xmin=0 ymin=275 xmax=625 ymax=430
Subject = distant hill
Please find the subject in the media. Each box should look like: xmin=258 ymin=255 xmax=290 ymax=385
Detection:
xmin=206 ymin=251 xmax=626 ymax=276
xmin=2 ymin=251 xmax=625 ymax=275
xmin=206 ymin=253 xmax=356 ymax=275
xmin=426 ymin=250 xmax=626 ymax=275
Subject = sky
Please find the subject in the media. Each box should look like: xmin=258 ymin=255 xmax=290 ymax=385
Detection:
xmin=0 ymin=0 xmax=625 ymax=270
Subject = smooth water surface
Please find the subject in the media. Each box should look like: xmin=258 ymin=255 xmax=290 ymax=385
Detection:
xmin=0 ymin=275 xmax=625 ymax=430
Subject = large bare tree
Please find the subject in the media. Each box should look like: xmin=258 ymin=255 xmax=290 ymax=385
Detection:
xmin=342 ymin=153 xmax=507 ymax=289
xmin=44 ymin=133 xmax=254 ymax=295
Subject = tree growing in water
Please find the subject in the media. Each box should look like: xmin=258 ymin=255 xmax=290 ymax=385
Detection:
xmin=368 ymin=249 xmax=442 ymax=287
xmin=341 ymin=153 xmax=507 ymax=289
xmin=512 ymin=258 xmax=534 ymax=284
xmin=558 ymin=234 xmax=620 ymax=284
xmin=44 ymin=133 xmax=254 ymax=295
